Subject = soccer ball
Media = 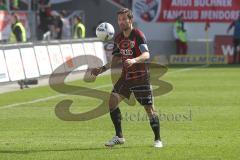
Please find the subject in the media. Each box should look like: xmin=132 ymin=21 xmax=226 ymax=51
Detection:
xmin=96 ymin=22 xmax=115 ymax=41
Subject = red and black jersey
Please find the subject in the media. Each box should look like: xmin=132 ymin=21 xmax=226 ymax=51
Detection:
xmin=112 ymin=28 xmax=150 ymax=81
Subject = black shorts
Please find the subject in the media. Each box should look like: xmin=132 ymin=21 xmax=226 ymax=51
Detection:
xmin=112 ymin=77 xmax=153 ymax=106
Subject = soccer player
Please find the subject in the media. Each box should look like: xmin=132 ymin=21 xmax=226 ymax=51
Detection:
xmin=91 ymin=8 xmax=163 ymax=148
xmin=227 ymin=13 xmax=240 ymax=64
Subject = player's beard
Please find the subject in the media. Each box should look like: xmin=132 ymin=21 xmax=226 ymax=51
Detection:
xmin=119 ymin=23 xmax=131 ymax=31
xmin=122 ymin=25 xmax=132 ymax=33
xmin=123 ymin=27 xmax=130 ymax=32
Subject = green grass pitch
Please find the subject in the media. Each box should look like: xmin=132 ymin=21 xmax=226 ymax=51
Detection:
xmin=0 ymin=65 xmax=239 ymax=160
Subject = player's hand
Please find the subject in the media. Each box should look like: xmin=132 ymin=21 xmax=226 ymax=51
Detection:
xmin=124 ymin=59 xmax=137 ymax=68
xmin=91 ymin=67 xmax=102 ymax=76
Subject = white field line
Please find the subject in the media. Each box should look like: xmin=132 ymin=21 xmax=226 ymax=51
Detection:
xmin=166 ymin=64 xmax=209 ymax=74
xmin=0 ymin=65 xmax=208 ymax=110
xmin=0 ymin=84 xmax=111 ymax=110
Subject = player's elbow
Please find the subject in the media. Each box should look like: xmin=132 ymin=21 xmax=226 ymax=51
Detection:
xmin=144 ymin=52 xmax=150 ymax=60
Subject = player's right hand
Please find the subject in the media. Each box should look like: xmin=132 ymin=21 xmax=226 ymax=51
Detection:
xmin=91 ymin=67 xmax=102 ymax=76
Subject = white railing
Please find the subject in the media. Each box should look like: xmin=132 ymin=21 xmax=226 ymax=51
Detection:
xmin=0 ymin=38 xmax=107 ymax=83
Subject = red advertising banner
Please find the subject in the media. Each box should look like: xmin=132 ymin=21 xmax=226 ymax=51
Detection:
xmin=133 ymin=0 xmax=240 ymax=22
xmin=214 ymin=35 xmax=235 ymax=63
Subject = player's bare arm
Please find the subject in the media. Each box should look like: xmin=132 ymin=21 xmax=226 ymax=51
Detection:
xmin=124 ymin=52 xmax=150 ymax=68
xmin=91 ymin=55 xmax=121 ymax=76
xmin=227 ymin=21 xmax=235 ymax=34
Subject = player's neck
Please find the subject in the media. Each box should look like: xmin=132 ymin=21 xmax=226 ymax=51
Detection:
xmin=123 ymin=26 xmax=133 ymax=38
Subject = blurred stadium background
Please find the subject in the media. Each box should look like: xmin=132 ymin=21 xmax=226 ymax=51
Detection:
xmin=0 ymin=0 xmax=239 ymax=159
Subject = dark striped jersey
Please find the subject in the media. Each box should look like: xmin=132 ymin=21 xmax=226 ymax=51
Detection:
xmin=112 ymin=28 xmax=150 ymax=81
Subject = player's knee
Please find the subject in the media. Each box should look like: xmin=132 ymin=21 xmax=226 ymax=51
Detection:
xmin=108 ymin=93 xmax=120 ymax=110
xmin=144 ymin=105 xmax=157 ymax=117
xmin=108 ymin=100 xmax=115 ymax=110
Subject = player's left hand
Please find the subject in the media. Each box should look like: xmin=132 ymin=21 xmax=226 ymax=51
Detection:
xmin=124 ymin=59 xmax=137 ymax=68
xmin=91 ymin=67 xmax=102 ymax=76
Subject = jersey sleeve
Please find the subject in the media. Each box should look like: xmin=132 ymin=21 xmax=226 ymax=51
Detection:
xmin=112 ymin=37 xmax=121 ymax=56
xmin=136 ymin=30 xmax=149 ymax=53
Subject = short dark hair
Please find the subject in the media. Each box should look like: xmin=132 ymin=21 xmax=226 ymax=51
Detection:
xmin=74 ymin=15 xmax=82 ymax=22
xmin=117 ymin=8 xmax=133 ymax=20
